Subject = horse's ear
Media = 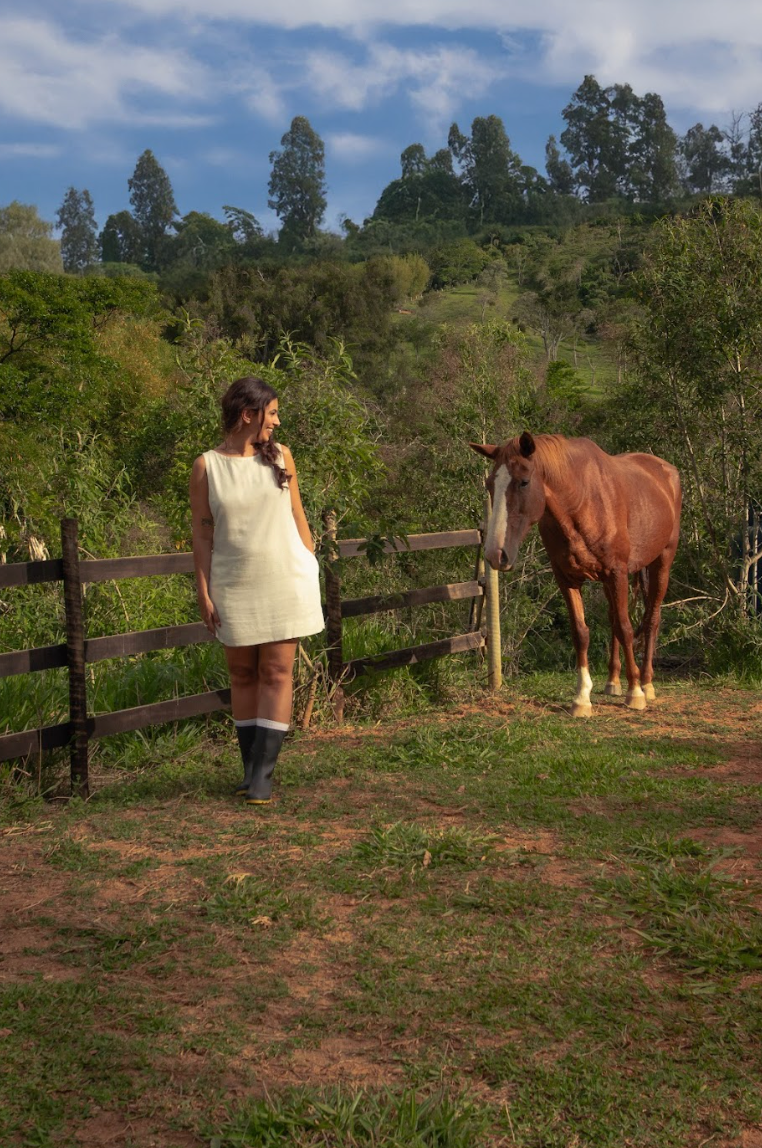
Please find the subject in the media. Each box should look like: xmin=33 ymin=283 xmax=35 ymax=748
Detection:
xmin=519 ymin=431 xmax=536 ymax=459
xmin=469 ymin=442 xmax=499 ymax=459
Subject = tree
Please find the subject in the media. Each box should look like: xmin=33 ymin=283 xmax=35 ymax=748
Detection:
xmin=448 ymin=115 xmax=523 ymax=224
xmin=560 ymin=76 xmax=622 ymax=201
xmin=268 ymin=116 xmax=327 ymax=247
xmin=99 ymin=210 xmax=145 ymax=266
xmin=128 ymin=149 xmax=178 ymax=269
xmin=223 ymin=205 xmax=264 ymax=245
xmin=679 ymin=124 xmax=730 ymax=194
xmin=56 ymin=187 xmax=98 ymax=273
xmin=627 ymin=92 xmax=679 ymax=202
xmin=400 ymin=144 xmax=427 ymax=179
xmin=0 ymin=202 xmax=62 ymax=273
xmin=545 ymin=136 xmax=575 ymax=196
xmin=628 ymin=198 xmax=762 ymax=614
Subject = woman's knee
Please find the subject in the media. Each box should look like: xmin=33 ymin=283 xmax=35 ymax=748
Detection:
xmin=257 ymin=659 xmax=292 ymax=691
xmin=227 ymin=659 xmax=258 ymax=690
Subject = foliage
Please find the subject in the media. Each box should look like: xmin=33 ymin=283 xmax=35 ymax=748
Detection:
xmin=0 ymin=201 xmax=62 ymax=273
xmin=56 ymin=187 xmax=98 ymax=273
xmin=0 ymin=270 xmax=168 ymax=556
xmin=449 ymin=114 xmax=525 ymax=225
xmin=625 ymin=198 xmax=762 ymax=619
xmin=428 ymin=238 xmax=490 ymax=288
xmin=680 ymin=124 xmax=731 ymax=194
xmin=268 ymin=116 xmax=327 ymax=248
xmin=128 ymin=148 xmax=178 ymax=270
xmin=99 ymin=210 xmax=145 ymax=266
xmin=559 ymin=75 xmax=679 ymax=203
xmin=158 ymin=211 xmax=237 ymax=297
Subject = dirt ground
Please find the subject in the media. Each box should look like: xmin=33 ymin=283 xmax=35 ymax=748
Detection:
xmin=1 ymin=685 xmax=761 ymax=1147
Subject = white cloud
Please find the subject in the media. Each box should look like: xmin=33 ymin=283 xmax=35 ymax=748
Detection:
xmin=91 ymin=0 xmax=762 ymax=118
xmin=303 ymin=42 xmax=504 ymax=131
xmin=241 ymin=69 xmax=288 ymax=124
xmin=326 ymin=132 xmax=387 ymax=161
xmin=0 ymin=17 xmax=211 ymax=130
xmin=0 ymin=143 xmax=62 ymax=158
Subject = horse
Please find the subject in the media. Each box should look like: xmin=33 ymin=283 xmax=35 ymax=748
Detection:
xmin=470 ymin=433 xmax=681 ymax=716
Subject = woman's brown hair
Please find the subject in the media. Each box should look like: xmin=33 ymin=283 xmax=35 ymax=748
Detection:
xmin=220 ymin=376 xmax=290 ymax=489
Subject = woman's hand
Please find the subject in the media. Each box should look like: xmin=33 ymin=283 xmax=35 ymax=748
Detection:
xmin=199 ymin=595 xmax=220 ymax=634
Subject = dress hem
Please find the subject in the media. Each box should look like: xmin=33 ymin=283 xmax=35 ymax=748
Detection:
xmin=215 ymin=622 xmax=325 ymax=648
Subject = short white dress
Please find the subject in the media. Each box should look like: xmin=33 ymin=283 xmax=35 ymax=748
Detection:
xmin=204 ymin=447 xmax=325 ymax=647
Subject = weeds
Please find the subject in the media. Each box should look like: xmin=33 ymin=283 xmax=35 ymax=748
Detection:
xmin=210 ymin=1087 xmax=491 ymax=1148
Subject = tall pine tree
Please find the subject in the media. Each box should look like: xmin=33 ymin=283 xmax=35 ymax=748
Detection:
xmin=128 ymin=149 xmax=178 ymax=270
xmin=56 ymin=187 xmax=98 ymax=273
xmin=268 ymin=116 xmax=327 ymax=247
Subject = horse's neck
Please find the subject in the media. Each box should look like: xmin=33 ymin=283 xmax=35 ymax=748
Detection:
xmin=542 ymin=471 xmax=585 ymax=528
xmin=541 ymin=473 xmax=592 ymax=548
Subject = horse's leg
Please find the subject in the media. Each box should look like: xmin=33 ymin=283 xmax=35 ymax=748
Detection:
xmin=557 ymin=579 xmax=593 ymax=718
xmin=607 ymin=569 xmax=646 ymax=710
xmin=602 ymin=583 xmax=622 ymax=696
xmin=639 ymin=554 xmax=673 ymax=701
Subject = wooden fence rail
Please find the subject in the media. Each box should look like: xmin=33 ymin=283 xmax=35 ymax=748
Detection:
xmin=0 ymin=515 xmax=500 ymax=795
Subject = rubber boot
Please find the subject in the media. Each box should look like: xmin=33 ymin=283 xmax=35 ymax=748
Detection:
xmin=234 ymin=723 xmax=257 ymax=796
xmin=245 ymin=725 xmax=287 ymax=806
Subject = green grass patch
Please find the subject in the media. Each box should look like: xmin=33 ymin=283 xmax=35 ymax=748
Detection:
xmin=209 ymin=1087 xmax=491 ymax=1147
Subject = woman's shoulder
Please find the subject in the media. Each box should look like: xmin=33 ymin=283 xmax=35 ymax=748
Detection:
xmin=278 ymin=443 xmax=294 ymax=463
xmin=191 ymin=453 xmax=209 ymax=478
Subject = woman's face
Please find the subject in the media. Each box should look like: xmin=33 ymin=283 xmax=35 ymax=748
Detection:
xmin=255 ymin=399 xmax=280 ymax=441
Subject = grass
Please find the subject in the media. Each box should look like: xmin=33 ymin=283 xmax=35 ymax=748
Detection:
xmin=1 ymin=672 xmax=761 ymax=1146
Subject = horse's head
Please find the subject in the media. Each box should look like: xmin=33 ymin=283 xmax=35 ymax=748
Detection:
xmin=470 ymin=432 xmax=546 ymax=571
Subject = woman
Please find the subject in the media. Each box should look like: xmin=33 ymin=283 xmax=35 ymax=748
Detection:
xmin=189 ymin=376 xmax=324 ymax=805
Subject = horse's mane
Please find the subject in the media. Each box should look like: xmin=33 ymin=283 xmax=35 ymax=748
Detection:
xmin=506 ymin=433 xmax=572 ymax=486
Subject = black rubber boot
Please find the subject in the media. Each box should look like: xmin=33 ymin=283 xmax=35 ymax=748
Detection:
xmin=234 ymin=723 xmax=257 ymax=796
xmin=245 ymin=725 xmax=287 ymax=805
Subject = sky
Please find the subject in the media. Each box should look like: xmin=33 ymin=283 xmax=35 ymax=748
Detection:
xmin=2 ymin=1 xmax=762 ymax=237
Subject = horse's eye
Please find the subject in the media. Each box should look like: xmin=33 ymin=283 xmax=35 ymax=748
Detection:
xmin=519 ymin=479 xmax=529 ymax=488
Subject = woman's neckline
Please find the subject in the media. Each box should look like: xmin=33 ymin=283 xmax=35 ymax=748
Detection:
xmin=212 ymin=447 xmax=260 ymax=459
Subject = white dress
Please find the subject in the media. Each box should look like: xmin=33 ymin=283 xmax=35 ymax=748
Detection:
xmin=203 ymin=447 xmax=325 ymax=647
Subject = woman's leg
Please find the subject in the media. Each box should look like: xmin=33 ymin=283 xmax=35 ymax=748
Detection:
xmin=255 ymin=639 xmax=298 ymax=724
xmin=223 ymin=644 xmax=260 ymax=719
xmin=223 ymin=645 xmax=260 ymax=794
xmin=243 ymin=640 xmax=298 ymax=806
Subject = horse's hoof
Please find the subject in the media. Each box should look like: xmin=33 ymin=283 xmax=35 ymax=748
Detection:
xmin=625 ymin=692 xmax=647 ymax=711
xmin=571 ymin=702 xmax=593 ymax=718
xmin=604 ymin=682 xmax=622 ymax=696
xmin=643 ymin=683 xmax=656 ymax=701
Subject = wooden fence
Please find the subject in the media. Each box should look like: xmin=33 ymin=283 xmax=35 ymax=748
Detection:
xmin=0 ymin=513 xmax=501 ymax=797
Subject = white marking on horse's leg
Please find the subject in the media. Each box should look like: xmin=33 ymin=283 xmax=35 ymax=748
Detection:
xmin=571 ymin=666 xmax=593 ymax=718
xmin=485 ymin=466 xmax=509 ymax=568
xmin=625 ymin=684 xmax=647 ymax=710
xmin=604 ymin=682 xmax=622 ymax=696
xmin=643 ymin=683 xmax=656 ymax=701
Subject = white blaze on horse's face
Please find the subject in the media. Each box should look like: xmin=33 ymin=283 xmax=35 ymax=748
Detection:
xmin=485 ymin=452 xmax=544 ymax=572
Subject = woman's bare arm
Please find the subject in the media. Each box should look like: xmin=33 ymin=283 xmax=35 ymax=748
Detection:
xmin=189 ymin=455 xmax=220 ymax=632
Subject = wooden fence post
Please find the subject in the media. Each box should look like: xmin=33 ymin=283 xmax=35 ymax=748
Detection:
xmin=483 ymin=493 xmax=502 ymax=691
xmin=322 ymin=508 xmax=345 ymax=723
xmin=61 ymin=518 xmax=89 ymax=798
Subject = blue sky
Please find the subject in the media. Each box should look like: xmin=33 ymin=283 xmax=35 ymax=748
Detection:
xmin=2 ymin=1 xmax=761 ymax=236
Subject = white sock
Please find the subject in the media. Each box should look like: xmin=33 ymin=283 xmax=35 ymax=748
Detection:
xmin=257 ymin=718 xmax=289 ymax=732
xmin=233 ymin=717 xmax=258 ymax=727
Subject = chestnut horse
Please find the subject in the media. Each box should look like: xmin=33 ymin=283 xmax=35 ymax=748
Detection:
xmin=471 ymin=433 xmax=681 ymax=716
